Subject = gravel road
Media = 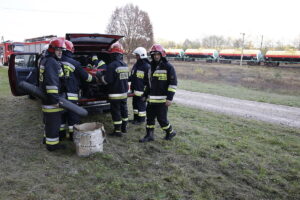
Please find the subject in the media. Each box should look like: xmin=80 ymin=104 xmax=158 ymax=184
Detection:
xmin=174 ymin=89 xmax=300 ymax=128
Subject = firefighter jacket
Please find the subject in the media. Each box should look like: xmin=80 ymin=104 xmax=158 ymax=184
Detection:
xmin=129 ymin=58 xmax=150 ymax=97
xmin=93 ymin=59 xmax=107 ymax=70
xmin=101 ymin=54 xmax=129 ymax=100
xmin=61 ymin=52 xmax=96 ymax=101
xmin=39 ymin=54 xmax=64 ymax=108
xmin=145 ymin=57 xmax=177 ymax=103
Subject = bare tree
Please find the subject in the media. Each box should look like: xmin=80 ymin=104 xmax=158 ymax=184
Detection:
xmin=202 ymin=35 xmax=226 ymax=49
xmin=106 ymin=4 xmax=154 ymax=63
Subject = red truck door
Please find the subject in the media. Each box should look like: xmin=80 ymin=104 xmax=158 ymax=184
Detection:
xmin=8 ymin=53 xmax=39 ymax=96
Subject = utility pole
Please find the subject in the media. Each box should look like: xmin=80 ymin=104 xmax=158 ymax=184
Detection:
xmin=240 ymin=33 xmax=245 ymax=66
xmin=260 ymin=35 xmax=264 ymax=50
xmin=1 ymin=36 xmax=4 ymax=43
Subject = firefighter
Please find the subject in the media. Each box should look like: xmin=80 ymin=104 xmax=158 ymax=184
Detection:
xmin=91 ymin=54 xmax=107 ymax=70
xmin=39 ymin=38 xmax=66 ymax=151
xmin=139 ymin=44 xmax=177 ymax=143
xmin=129 ymin=47 xmax=150 ymax=124
xmin=96 ymin=42 xmax=129 ymax=136
xmin=60 ymin=40 xmax=98 ymax=140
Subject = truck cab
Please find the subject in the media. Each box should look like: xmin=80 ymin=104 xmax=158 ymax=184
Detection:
xmin=0 ymin=42 xmax=25 ymax=65
xmin=8 ymin=33 xmax=124 ymax=114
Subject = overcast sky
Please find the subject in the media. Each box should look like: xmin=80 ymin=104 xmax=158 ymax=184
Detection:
xmin=1 ymin=0 xmax=300 ymax=46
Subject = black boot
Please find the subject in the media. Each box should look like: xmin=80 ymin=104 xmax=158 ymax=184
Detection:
xmin=42 ymin=137 xmax=46 ymax=144
xmin=164 ymin=131 xmax=177 ymax=140
xmin=139 ymin=129 xmax=154 ymax=143
xmin=67 ymin=132 xmax=74 ymax=141
xmin=121 ymin=121 xmax=128 ymax=133
xmin=109 ymin=124 xmax=123 ymax=137
xmin=132 ymin=116 xmax=145 ymax=125
xmin=109 ymin=131 xmax=123 ymax=137
xmin=129 ymin=114 xmax=138 ymax=124
xmin=59 ymin=130 xmax=67 ymax=141
xmin=46 ymin=144 xmax=66 ymax=151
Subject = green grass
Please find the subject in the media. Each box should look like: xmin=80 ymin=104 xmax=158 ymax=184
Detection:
xmin=179 ymin=79 xmax=300 ymax=107
xmin=0 ymin=66 xmax=10 ymax=96
xmin=0 ymin=67 xmax=300 ymax=199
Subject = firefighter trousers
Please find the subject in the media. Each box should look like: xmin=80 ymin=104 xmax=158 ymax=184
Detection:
xmin=43 ymin=110 xmax=63 ymax=146
xmin=132 ymin=96 xmax=146 ymax=122
xmin=110 ymin=99 xmax=128 ymax=132
xmin=60 ymin=100 xmax=80 ymax=139
xmin=146 ymin=103 xmax=173 ymax=134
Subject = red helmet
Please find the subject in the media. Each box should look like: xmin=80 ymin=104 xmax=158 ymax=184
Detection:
xmin=108 ymin=42 xmax=124 ymax=54
xmin=65 ymin=40 xmax=74 ymax=53
xmin=48 ymin=37 xmax=66 ymax=53
xmin=150 ymin=44 xmax=166 ymax=57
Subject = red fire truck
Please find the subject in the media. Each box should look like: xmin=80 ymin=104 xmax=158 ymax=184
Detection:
xmin=0 ymin=41 xmax=25 ymax=65
xmin=23 ymin=35 xmax=57 ymax=54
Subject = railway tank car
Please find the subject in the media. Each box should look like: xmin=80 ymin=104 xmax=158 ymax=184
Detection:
xmin=219 ymin=49 xmax=263 ymax=65
xmin=184 ymin=49 xmax=219 ymax=62
xmin=264 ymin=50 xmax=300 ymax=66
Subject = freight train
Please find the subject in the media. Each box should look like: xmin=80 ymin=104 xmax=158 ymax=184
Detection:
xmin=166 ymin=48 xmax=300 ymax=66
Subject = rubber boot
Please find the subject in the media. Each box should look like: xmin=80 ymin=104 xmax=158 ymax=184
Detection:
xmin=59 ymin=130 xmax=67 ymax=141
xmin=46 ymin=144 xmax=66 ymax=151
xmin=129 ymin=114 xmax=138 ymax=124
xmin=132 ymin=116 xmax=145 ymax=125
xmin=42 ymin=137 xmax=46 ymax=144
xmin=121 ymin=121 xmax=128 ymax=133
xmin=67 ymin=132 xmax=74 ymax=141
xmin=164 ymin=130 xmax=177 ymax=140
xmin=110 ymin=124 xmax=123 ymax=137
xmin=139 ymin=129 xmax=154 ymax=143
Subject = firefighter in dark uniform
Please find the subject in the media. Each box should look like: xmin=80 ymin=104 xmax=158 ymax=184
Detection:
xmin=139 ymin=44 xmax=177 ymax=143
xmin=39 ymin=38 xmax=66 ymax=151
xmin=60 ymin=40 xmax=98 ymax=140
xmin=129 ymin=47 xmax=150 ymax=124
xmin=96 ymin=42 xmax=129 ymax=136
xmin=91 ymin=55 xmax=107 ymax=70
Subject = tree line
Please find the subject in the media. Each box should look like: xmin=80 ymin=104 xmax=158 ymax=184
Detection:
xmin=106 ymin=3 xmax=300 ymax=59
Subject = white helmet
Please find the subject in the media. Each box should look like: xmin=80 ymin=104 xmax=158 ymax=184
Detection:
xmin=133 ymin=47 xmax=147 ymax=59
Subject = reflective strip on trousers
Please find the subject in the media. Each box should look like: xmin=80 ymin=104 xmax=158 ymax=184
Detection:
xmin=148 ymin=95 xmax=167 ymax=103
xmin=67 ymin=93 xmax=79 ymax=101
xmin=162 ymin=124 xmax=171 ymax=130
xmin=148 ymin=95 xmax=167 ymax=99
xmin=146 ymin=125 xmax=155 ymax=129
xmin=42 ymin=105 xmax=63 ymax=113
xmin=60 ymin=124 xmax=66 ymax=131
xmin=133 ymin=109 xmax=138 ymax=114
xmin=109 ymin=93 xmax=127 ymax=100
xmin=148 ymin=99 xmax=166 ymax=103
xmin=46 ymin=86 xmax=59 ymax=94
xmin=138 ymin=111 xmax=146 ymax=117
xmin=122 ymin=118 xmax=128 ymax=121
xmin=113 ymin=121 xmax=122 ymax=125
xmin=68 ymin=126 xmax=74 ymax=133
xmin=46 ymin=137 xmax=59 ymax=145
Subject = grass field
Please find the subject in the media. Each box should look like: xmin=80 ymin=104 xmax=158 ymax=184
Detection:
xmin=175 ymin=62 xmax=300 ymax=107
xmin=1 ymin=67 xmax=300 ymax=199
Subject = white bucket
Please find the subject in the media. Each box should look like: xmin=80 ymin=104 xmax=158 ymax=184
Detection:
xmin=73 ymin=122 xmax=105 ymax=157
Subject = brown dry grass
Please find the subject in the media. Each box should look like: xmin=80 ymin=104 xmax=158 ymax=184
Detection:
xmin=174 ymin=61 xmax=300 ymax=96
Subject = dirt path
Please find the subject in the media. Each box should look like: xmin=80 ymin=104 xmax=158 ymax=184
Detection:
xmin=174 ymin=89 xmax=300 ymax=128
